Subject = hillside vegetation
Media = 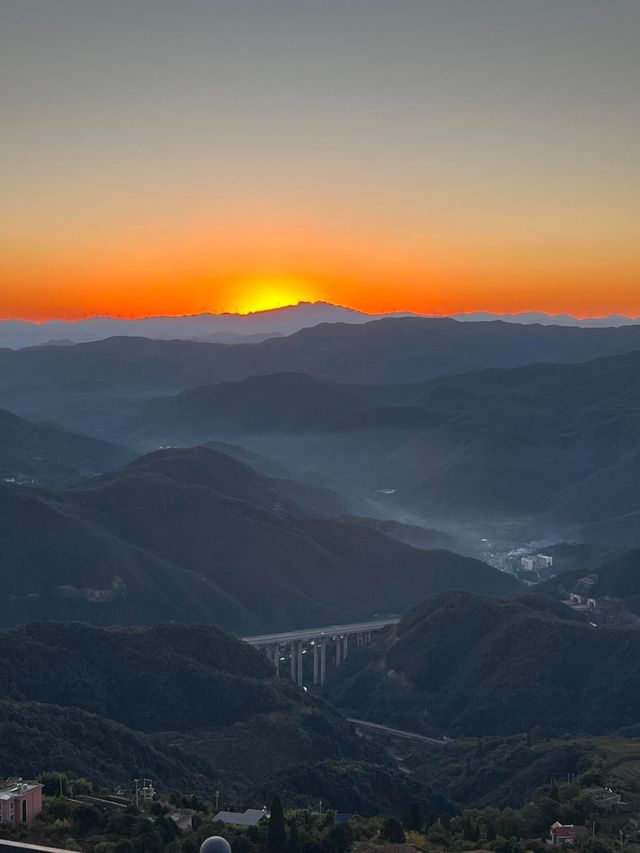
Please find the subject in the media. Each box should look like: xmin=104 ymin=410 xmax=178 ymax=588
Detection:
xmin=0 ymin=620 xmax=442 ymax=813
xmin=535 ymin=549 xmax=640 ymax=623
xmin=0 ymin=408 xmax=132 ymax=486
xmin=324 ymin=591 xmax=640 ymax=737
xmin=0 ymin=446 xmax=517 ymax=631
xmin=132 ymin=350 xmax=640 ymax=544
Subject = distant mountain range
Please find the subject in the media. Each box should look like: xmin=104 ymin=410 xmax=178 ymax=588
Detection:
xmin=128 ymin=349 xmax=640 ymax=545
xmin=3 ymin=318 xmax=640 ymax=543
xmin=0 ymin=302 xmax=376 ymax=349
xmin=4 ymin=317 xmax=640 ymax=436
xmin=0 ymin=445 xmax=517 ymax=632
xmin=454 ymin=311 xmax=640 ymax=328
xmin=0 ymin=302 xmax=637 ymax=349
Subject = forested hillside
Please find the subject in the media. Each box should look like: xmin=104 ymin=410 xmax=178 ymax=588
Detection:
xmin=0 ymin=408 xmax=132 ymax=486
xmin=324 ymin=591 xmax=640 ymax=737
xmin=0 ymin=446 xmax=516 ymax=631
xmin=0 ymin=621 xmax=439 ymax=813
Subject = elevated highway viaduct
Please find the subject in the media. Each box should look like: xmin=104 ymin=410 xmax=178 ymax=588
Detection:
xmin=242 ymin=617 xmax=399 ymax=687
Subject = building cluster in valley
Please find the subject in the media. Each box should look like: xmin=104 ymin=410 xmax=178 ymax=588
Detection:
xmin=511 ymin=552 xmax=554 ymax=583
xmin=481 ymin=542 xmax=555 ymax=585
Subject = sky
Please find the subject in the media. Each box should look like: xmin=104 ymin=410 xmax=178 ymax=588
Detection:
xmin=1 ymin=0 xmax=639 ymax=321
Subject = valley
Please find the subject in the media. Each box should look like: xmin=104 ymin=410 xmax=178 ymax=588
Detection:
xmin=1 ymin=312 xmax=640 ymax=852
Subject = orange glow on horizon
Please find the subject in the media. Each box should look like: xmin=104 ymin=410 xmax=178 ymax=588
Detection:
xmin=2 ymin=273 xmax=640 ymax=323
xmin=3 ymin=0 xmax=639 ymax=325
xmin=1 ymin=230 xmax=639 ymax=323
xmin=228 ymin=276 xmax=320 ymax=315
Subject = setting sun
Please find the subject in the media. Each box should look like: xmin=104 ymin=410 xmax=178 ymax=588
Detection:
xmin=231 ymin=277 xmax=319 ymax=315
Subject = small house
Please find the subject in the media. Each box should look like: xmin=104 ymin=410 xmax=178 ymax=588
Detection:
xmin=550 ymin=822 xmax=588 ymax=845
xmin=0 ymin=781 xmax=44 ymax=825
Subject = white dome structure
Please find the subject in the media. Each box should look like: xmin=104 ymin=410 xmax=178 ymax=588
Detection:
xmin=200 ymin=837 xmax=232 ymax=853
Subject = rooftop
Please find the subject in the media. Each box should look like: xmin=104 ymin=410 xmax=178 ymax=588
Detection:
xmin=0 ymin=782 xmax=43 ymax=801
xmin=550 ymin=823 xmax=587 ymax=837
xmin=213 ymin=808 xmax=267 ymax=827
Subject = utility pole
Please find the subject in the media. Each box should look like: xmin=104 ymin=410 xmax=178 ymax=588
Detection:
xmin=134 ymin=779 xmax=140 ymax=809
xmin=142 ymin=779 xmax=154 ymax=802
xmin=215 ymin=790 xmax=220 ymax=811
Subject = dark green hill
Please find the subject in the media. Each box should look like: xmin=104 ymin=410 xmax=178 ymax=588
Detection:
xmin=536 ymin=549 xmax=640 ymax=616
xmin=0 ymin=700 xmax=216 ymax=792
xmin=93 ymin=444 xmax=345 ymax=518
xmin=0 ymin=480 xmax=255 ymax=630
xmin=323 ymin=591 xmax=640 ymax=737
xmin=0 ymin=621 xmax=443 ymax=812
xmin=0 ymin=447 xmax=517 ymax=631
xmin=298 ymin=520 xmax=511 ymax=598
xmin=0 ymin=622 xmax=275 ymax=731
xmin=0 ymin=408 xmax=132 ymax=486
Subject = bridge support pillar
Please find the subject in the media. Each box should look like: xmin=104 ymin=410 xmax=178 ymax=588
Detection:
xmin=274 ymin=644 xmax=280 ymax=678
xmin=335 ymin=636 xmax=341 ymax=666
xmin=320 ymin=640 xmax=326 ymax=686
xmin=313 ymin=641 xmax=319 ymax=685
xmin=290 ymin=641 xmax=297 ymax=683
xmin=297 ymin=641 xmax=304 ymax=687
xmin=343 ymin=634 xmax=349 ymax=659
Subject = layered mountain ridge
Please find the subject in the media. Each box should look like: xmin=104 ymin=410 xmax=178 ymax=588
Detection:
xmin=0 ymin=445 xmax=517 ymax=632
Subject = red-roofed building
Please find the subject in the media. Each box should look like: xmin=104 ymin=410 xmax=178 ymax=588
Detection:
xmin=550 ymin=822 xmax=588 ymax=845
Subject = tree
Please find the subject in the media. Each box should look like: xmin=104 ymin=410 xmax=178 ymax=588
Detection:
xmin=327 ymin=824 xmax=352 ymax=853
xmin=72 ymin=778 xmax=93 ymax=796
xmin=268 ymin=798 xmax=287 ymax=853
xmin=39 ymin=772 xmax=69 ymax=797
xmin=234 ymin=838 xmax=256 ymax=853
xmin=48 ymin=800 xmax=72 ymax=821
xmin=405 ymin=803 xmax=423 ymax=832
xmin=463 ymin=815 xmax=480 ymax=843
xmin=73 ymin=803 xmax=101 ymax=834
xmin=288 ymin=820 xmax=300 ymax=853
xmin=380 ymin=818 xmax=405 ymax=844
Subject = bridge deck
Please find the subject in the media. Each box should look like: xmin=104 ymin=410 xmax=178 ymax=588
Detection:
xmin=242 ymin=617 xmax=400 ymax=646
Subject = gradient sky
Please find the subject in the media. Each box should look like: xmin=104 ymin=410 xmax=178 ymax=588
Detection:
xmin=1 ymin=0 xmax=639 ymax=320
